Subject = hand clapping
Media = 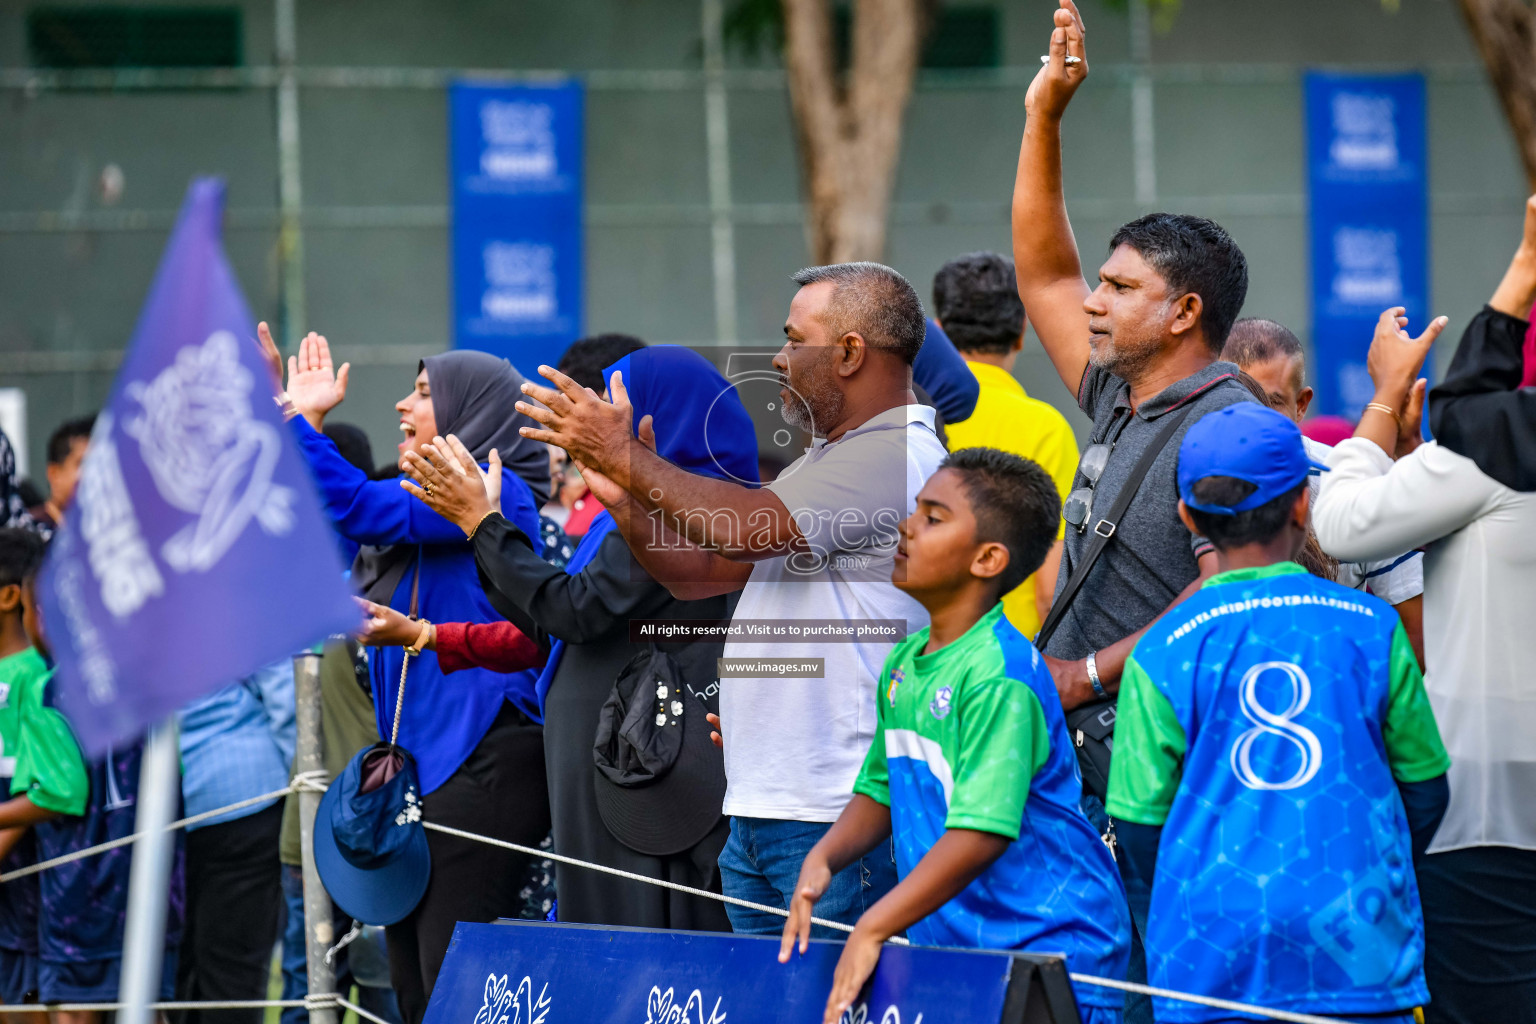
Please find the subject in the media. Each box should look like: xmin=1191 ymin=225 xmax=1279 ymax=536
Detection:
xmin=280 ymin=330 xmax=351 ymax=430
xmin=401 ymin=433 xmax=503 ymax=537
xmin=516 ymin=366 xmax=637 ymax=489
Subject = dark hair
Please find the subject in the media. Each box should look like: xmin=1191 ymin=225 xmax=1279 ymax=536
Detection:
xmin=1184 ymin=476 xmax=1305 ymax=550
xmin=557 ymin=334 xmax=648 ymax=393
xmin=791 ymin=262 xmax=926 ymax=364
xmin=0 ymin=528 xmax=45 ymax=591
xmin=940 ymin=448 xmax=1061 ymax=594
xmin=1109 ymin=213 xmax=1249 ymax=351
xmin=931 ymin=252 xmax=1025 ymax=355
xmin=46 ymin=415 xmax=96 ymax=466
xmin=323 ymin=422 xmax=376 ymax=476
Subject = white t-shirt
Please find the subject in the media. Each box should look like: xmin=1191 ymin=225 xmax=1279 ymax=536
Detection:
xmin=1315 ymin=439 xmax=1536 ymax=853
xmin=1304 ymin=436 xmax=1423 ymax=605
xmin=719 ymin=404 xmax=948 ymax=822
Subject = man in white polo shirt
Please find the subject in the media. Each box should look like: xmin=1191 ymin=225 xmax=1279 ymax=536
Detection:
xmin=519 ymin=262 xmax=947 ymax=933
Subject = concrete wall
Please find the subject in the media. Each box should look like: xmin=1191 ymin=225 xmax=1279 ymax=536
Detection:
xmin=0 ymin=0 xmax=1527 ymax=475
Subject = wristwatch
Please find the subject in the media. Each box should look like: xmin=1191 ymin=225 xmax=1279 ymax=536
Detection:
xmin=405 ymin=619 xmax=434 ymax=656
xmin=1086 ymin=650 xmax=1107 ymax=701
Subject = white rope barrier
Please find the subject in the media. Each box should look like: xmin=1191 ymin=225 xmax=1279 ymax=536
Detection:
xmin=0 ymin=785 xmax=297 ymax=884
xmin=0 ymin=995 xmax=393 ymax=1019
xmin=420 ymin=820 xmax=878 ymax=941
xmin=1062 ymin=975 xmax=1354 ymax=1024
xmin=335 ymin=994 xmax=396 ymax=1024
xmin=0 ymin=770 xmax=1376 ymax=1023
xmin=420 ymin=822 xmax=1363 ymax=1024
xmin=0 ymin=999 xmax=311 ymax=1012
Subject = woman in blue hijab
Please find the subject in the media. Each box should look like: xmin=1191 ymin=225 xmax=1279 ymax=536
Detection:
xmin=407 ymin=345 xmax=758 ymax=930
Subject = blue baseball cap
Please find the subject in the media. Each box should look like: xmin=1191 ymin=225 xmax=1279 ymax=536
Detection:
xmin=1177 ymin=403 xmax=1329 ymax=515
xmin=313 ymin=743 xmax=431 ymax=926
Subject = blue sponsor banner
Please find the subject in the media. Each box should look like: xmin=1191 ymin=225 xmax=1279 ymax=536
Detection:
xmin=424 ymin=922 xmax=1080 ymax=1024
xmin=1306 ymin=73 xmax=1428 ymax=419
xmin=450 ymin=80 xmax=583 ymax=372
xmin=38 ymin=178 xmax=357 ymax=753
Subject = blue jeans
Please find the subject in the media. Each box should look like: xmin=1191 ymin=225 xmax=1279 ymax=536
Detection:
xmin=280 ymin=864 xmax=404 ymax=1024
xmin=1083 ymin=795 xmax=1153 ymax=1024
xmin=718 ymin=816 xmax=899 ymax=937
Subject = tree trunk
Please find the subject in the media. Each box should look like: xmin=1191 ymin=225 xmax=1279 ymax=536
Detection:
xmin=781 ymin=0 xmax=925 ymax=264
xmin=1457 ymin=0 xmax=1536 ymax=193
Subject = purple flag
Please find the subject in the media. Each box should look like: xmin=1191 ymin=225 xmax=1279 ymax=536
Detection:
xmin=39 ymin=178 xmax=357 ymax=753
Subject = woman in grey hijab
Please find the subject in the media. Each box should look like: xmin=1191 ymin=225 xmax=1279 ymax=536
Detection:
xmin=418 ymin=350 xmax=550 ymax=505
xmin=277 ymin=331 xmax=555 ymax=1023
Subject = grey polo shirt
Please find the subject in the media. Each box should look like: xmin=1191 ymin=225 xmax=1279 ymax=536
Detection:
xmin=1042 ymin=360 xmax=1258 ymax=661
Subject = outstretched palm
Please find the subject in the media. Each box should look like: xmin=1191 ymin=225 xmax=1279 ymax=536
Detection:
xmin=285 ymin=332 xmax=351 ymax=429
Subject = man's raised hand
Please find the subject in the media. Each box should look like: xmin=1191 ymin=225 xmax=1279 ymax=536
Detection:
xmin=1025 ymin=0 xmax=1089 ymax=122
xmin=517 ymin=366 xmax=637 ymax=487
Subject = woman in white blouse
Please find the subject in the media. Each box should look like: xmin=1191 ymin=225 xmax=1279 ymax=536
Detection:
xmin=1314 ymin=202 xmax=1536 ymax=1024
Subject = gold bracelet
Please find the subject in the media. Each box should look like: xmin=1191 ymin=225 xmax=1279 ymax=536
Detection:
xmin=1363 ymin=402 xmax=1403 ymax=430
xmin=405 ymin=618 xmax=433 ymax=656
xmin=466 ymin=509 xmax=499 ymax=540
xmin=1364 ymin=401 xmax=1403 ymax=429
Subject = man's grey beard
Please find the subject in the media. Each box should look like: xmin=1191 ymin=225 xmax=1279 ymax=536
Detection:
xmin=780 ymin=376 xmax=845 ymax=437
xmin=1088 ymin=334 xmax=1159 ymax=384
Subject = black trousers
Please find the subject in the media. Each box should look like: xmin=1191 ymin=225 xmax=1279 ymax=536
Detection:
xmin=387 ymin=706 xmax=550 ymax=1024
xmin=1420 ymin=845 xmax=1536 ymax=1024
xmin=174 ymin=799 xmax=285 ymax=1024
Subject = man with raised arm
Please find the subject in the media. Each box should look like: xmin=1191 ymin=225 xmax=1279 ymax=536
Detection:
xmin=1014 ymin=0 xmax=1257 ymax=714
xmin=1016 ymin=8 xmax=1258 ymax=1018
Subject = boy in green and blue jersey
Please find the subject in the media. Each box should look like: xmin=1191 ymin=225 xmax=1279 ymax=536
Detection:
xmin=0 ymin=528 xmax=49 ymax=1008
xmin=0 ymin=532 xmax=182 ymax=1023
xmin=779 ymin=449 xmax=1130 ymax=1024
xmin=1108 ymin=403 xmax=1451 ymax=1024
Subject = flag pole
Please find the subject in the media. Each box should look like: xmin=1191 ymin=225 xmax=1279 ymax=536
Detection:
xmin=294 ymin=649 xmax=338 ymax=1024
xmin=117 ymin=717 xmax=181 ymax=1024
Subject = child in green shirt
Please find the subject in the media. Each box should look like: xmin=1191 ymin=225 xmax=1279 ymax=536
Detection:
xmin=778 ymin=449 xmax=1131 ymax=1024
xmin=0 ymin=528 xmax=52 ymax=1007
xmin=4 ymin=537 xmax=176 ymax=1020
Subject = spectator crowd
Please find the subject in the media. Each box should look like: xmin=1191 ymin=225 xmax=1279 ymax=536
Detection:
xmin=0 ymin=4 xmax=1532 ymax=1024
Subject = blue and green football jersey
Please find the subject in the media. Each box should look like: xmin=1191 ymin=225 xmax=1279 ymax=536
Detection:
xmin=1108 ymin=562 xmax=1449 ymax=1023
xmin=0 ymin=647 xmax=48 ymax=955
xmin=13 ymin=669 xmax=184 ymax=963
xmin=854 ymin=603 xmax=1131 ymax=1010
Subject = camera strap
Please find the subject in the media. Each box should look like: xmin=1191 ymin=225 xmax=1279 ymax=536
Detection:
xmin=1036 ymin=405 xmax=1193 ymax=650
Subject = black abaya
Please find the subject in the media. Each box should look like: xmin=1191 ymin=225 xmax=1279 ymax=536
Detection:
xmin=470 ymin=514 xmax=732 ymax=931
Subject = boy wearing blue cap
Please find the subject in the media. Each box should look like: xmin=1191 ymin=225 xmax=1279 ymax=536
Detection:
xmin=1107 ymin=403 xmax=1451 ymax=1024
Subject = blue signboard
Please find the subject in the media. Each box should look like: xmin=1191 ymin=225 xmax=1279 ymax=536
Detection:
xmin=1306 ymin=73 xmax=1428 ymax=419
xmin=423 ymin=922 xmax=1080 ymax=1024
xmin=450 ymin=80 xmax=583 ymax=371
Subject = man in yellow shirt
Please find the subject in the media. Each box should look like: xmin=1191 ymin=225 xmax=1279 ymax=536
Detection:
xmin=935 ymin=252 xmax=1080 ymax=638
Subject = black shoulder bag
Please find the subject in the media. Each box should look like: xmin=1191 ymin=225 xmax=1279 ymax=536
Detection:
xmin=1035 ymin=405 xmax=1193 ymax=801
